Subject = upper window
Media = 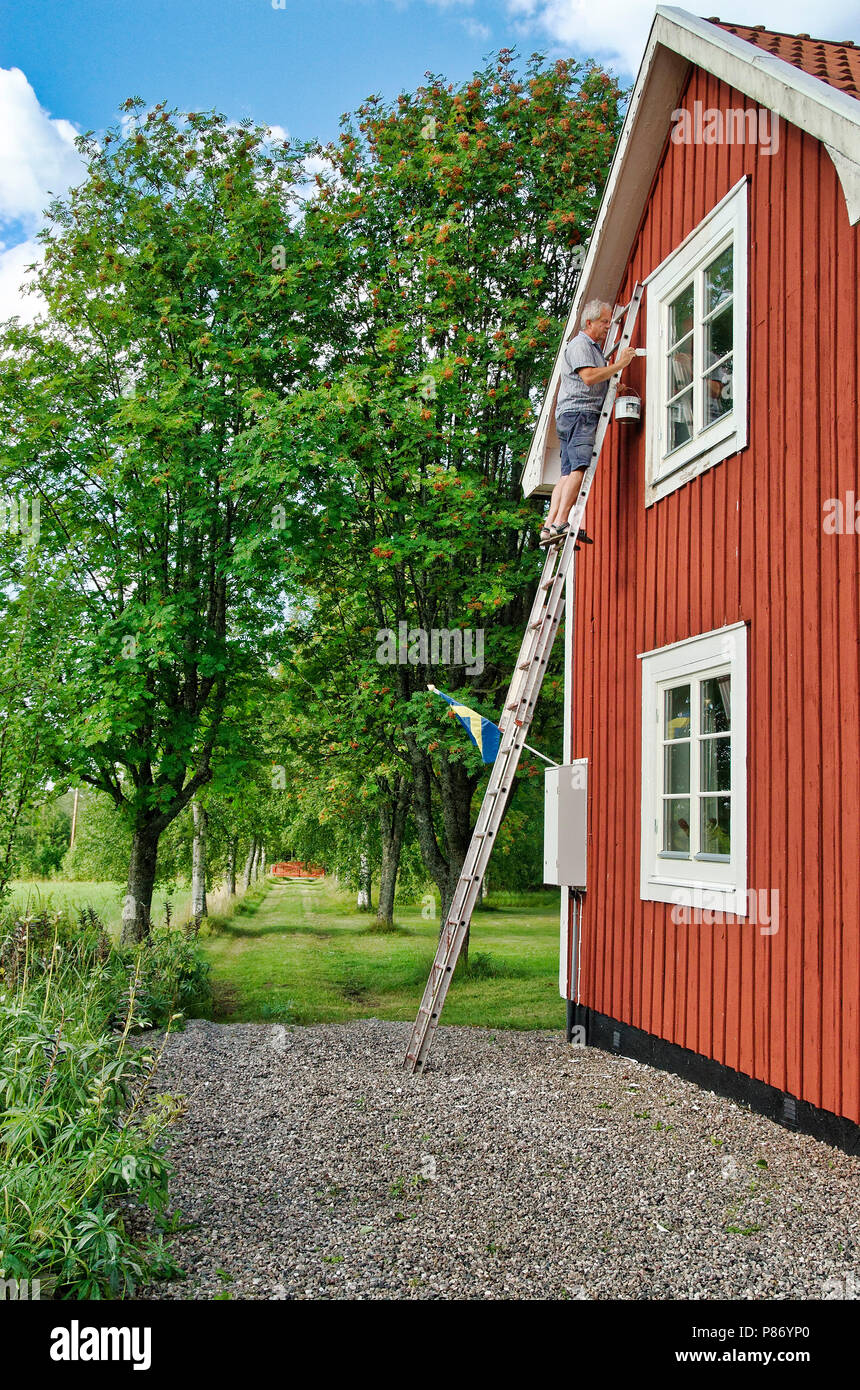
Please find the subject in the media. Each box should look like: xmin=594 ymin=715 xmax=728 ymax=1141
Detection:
xmin=639 ymin=623 xmax=747 ymax=914
xmin=644 ymin=178 xmax=748 ymax=505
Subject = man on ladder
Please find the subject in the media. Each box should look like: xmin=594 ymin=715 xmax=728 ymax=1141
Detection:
xmin=539 ymin=298 xmax=638 ymax=546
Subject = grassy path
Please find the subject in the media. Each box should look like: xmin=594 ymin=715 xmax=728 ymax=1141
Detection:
xmin=203 ymin=876 xmax=564 ymax=1031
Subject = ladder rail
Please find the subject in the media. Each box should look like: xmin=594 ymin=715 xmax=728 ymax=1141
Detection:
xmin=404 ymin=283 xmax=644 ymax=1073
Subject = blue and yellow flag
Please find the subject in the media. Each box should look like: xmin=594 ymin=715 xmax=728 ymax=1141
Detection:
xmin=428 ymin=685 xmax=501 ymax=764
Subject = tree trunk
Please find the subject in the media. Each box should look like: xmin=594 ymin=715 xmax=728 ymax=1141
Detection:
xmin=437 ymin=756 xmax=480 ymax=949
xmin=403 ymin=733 xmax=481 ymax=967
xmin=376 ymin=774 xmax=411 ymax=927
xmin=403 ymin=731 xmax=448 ymax=900
xmin=226 ymin=837 xmax=237 ymax=896
xmin=259 ymin=843 xmax=267 ymax=878
xmin=357 ymin=851 xmax=372 ymax=911
xmin=241 ymin=837 xmax=257 ymax=891
xmin=122 ymin=824 xmax=160 ymax=945
xmin=191 ymin=799 xmax=208 ymax=922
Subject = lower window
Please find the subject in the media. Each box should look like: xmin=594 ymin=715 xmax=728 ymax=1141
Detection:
xmin=639 ymin=623 xmax=747 ymax=914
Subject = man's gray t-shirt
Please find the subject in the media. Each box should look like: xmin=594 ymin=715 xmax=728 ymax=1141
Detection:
xmin=556 ymin=331 xmax=608 ymax=419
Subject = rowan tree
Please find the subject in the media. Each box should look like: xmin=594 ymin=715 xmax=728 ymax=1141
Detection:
xmin=280 ymin=51 xmax=624 ymax=917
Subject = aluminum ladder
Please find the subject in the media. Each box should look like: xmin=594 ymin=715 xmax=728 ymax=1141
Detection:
xmin=404 ymin=283 xmax=644 ymax=1073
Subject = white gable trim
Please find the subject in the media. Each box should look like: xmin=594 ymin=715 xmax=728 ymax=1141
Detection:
xmin=826 ymin=143 xmax=860 ymax=224
xmin=522 ymin=7 xmax=860 ymax=496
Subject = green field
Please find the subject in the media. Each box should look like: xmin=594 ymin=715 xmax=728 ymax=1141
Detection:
xmin=7 ymin=879 xmax=192 ymax=937
xmin=6 ymin=874 xmax=566 ymax=1030
xmin=202 ymin=876 xmax=565 ymax=1031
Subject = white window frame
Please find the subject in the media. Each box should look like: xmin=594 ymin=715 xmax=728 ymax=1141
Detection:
xmin=638 ymin=622 xmax=747 ymax=916
xmin=644 ymin=177 xmax=749 ymax=506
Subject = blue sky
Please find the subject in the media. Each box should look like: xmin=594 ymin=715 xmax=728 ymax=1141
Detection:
xmin=2 ymin=0 xmax=580 ymax=148
xmin=2 ymin=0 xmax=859 ymax=317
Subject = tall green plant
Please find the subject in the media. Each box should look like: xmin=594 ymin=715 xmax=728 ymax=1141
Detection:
xmin=0 ymin=904 xmax=207 ymax=1298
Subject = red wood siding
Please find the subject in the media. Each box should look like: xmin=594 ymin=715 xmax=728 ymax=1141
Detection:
xmin=571 ymin=65 xmax=860 ymax=1123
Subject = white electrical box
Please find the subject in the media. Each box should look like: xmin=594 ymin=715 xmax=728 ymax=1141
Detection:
xmin=543 ymin=760 xmax=588 ymax=888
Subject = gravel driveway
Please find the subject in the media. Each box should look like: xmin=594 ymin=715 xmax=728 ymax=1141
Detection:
xmin=137 ymin=1018 xmax=859 ymax=1301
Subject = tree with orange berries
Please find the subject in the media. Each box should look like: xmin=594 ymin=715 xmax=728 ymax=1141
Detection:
xmin=282 ymin=50 xmax=624 ymax=922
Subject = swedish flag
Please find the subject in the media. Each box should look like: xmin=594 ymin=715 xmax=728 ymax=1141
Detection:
xmin=428 ymin=685 xmax=501 ymax=764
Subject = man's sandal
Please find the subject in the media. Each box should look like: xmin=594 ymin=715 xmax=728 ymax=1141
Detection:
xmin=544 ymin=523 xmax=570 ymax=546
xmin=540 ymin=524 xmax=595 ymax=548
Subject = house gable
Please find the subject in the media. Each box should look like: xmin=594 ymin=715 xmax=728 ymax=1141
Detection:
xmin=522 ymin=7 xmax=860 ymax=497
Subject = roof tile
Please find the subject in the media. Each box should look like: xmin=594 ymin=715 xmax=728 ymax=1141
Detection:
xmin=709 ymin=21 xmax=860 ymax=100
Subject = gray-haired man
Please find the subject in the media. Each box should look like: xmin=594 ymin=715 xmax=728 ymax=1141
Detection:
xmin=540 ymin=298 xmax=637 ymax=546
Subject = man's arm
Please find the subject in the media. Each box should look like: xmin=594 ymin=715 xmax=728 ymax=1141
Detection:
xmin=578 ymin=344 xmax=637 ymax=384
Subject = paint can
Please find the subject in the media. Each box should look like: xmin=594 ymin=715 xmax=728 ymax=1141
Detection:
xmin=615 ymin=390 xmax=641 ymax=422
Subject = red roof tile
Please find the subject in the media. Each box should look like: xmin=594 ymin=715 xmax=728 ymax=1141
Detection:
xmin=706 ymin=19 xmax=860 ymax=101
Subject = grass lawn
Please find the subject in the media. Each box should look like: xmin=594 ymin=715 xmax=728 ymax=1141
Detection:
xmin=202 ymin=875 xmax=566 ymax=1031
xmin=7 ymin=880 xmax=192 ymax=937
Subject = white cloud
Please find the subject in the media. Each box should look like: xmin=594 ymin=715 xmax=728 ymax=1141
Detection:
xmin=0 ymin=68 xmax=83 ymax=324
xmin=0 ymin=238 xmax=43 ymax=324
xmin=504 ymin=0 xmax=860 ymax=78
xmin=463 ymin=17 xmax=491 ymax=39
xmin=0 ymin=68 xmax=83 ymax=228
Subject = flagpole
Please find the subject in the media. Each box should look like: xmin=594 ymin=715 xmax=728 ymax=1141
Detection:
xmin=521 ymin=743 xmax=557 ymax=767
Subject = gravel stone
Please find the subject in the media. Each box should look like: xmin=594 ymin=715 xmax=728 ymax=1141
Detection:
xmin=135 ymin=1019 xmax=860 ymax=1301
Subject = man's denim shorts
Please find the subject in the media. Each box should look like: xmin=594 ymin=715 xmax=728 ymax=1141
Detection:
xmin=556 ymin=409 xmax=600 ymax=476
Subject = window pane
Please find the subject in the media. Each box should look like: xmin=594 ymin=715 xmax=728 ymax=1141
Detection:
xmin=700 ymin=796 xmax=731 ymax=855
xmin=668 ymin=390 xmax=693 ymax=450
xmin=701 ymin=677 xmax=730 ymax=732
xmin=665 ymin=686 xmax=691 ymax=739
xmin=667 ymin=343 xmax=693 ymax=396
xmin=701 ymin=735 xmax=731 ymax=791
xmin=704 ymin=357 xmax=732 ymax=425
xmin=705 ymin=304 xmax=733 ymax=367
xmin=664 ymin=741 xmax=690 ymax=794
xmin=664 ymin=799 xmax=690 ymax=854
xmin=668 ymin=283 xmax=694 ymax=347
xmin=705 ymin=246 xmax=733 ymax=312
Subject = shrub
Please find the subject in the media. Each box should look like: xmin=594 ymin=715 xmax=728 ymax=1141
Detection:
xmin=0 ymin=903 xmax=209 ymax=1298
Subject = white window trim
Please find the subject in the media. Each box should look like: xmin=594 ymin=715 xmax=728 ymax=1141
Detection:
xmin=638 ymin=622 xmax=747 ymax=916
xmin=644 ymin=177 xmax=749 ymax=506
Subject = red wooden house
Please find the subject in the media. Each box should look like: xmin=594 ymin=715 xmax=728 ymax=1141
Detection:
xmin=525 ymin=9 xmax=860 ymax=1151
